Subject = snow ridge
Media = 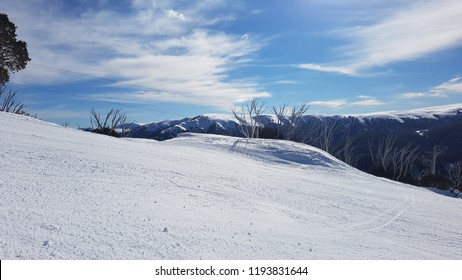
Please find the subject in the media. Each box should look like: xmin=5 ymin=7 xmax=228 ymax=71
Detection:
xmin=129 ymin=103 xmax=462 ymax=139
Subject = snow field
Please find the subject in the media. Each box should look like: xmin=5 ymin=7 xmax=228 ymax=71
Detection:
xmin=1 ymin=112 xmax=461 ymax=259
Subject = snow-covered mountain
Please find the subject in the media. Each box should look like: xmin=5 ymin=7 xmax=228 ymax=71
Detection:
xmin=129 ymin=114 xmax=242 ymax=140
xmin=348 ymin=103 xmax=462 ymax=121
xmin=128 ymin=103 xmax=462 ymax=140
xmin=1 ymin=111 xmax=462 ymax=259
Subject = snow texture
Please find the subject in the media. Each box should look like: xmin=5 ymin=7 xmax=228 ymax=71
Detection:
xmin=344 ymin=103 xmax=462 ymax=123
xmin=1 ymin=112 xmax=462 ymax=259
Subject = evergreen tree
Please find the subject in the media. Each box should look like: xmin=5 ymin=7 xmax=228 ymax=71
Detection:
xmin=0 ymin=13 xmax=31 ymax=85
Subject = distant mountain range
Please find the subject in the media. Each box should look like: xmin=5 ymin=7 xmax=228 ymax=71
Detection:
xmin=127 ymin=114 xmax=241 ymax=140
xmin=126 ymin=103 xmax=462 ymax=187
xmin=128 ymin=103 xmax=462 ymax=145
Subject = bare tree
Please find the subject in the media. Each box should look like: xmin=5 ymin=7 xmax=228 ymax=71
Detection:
xmin=271 ymin=103 xmax=287 ymax=139
xmin=390 ymin=144 xmax=420 ymax=180
xmin=298 ymin=118 xmax=322 ymax=147
xmin=0 ymin=86 xmax=25 ymax=114
xmin=446 ymin=161 xmax=462 ymax=190
xmin=285 ymin=103 xmax=310 ymax=141
xmin=90 ymin=108 xmax=129 ymax=137
xmin=337 ymin=137 xmax=361 ymax=167
xmin=410 ymin=163 xmax=429 ymax=185
xmin=429 ymin=145 xmax=446 ymax=175
xmin=232 ymin=98 xmax=267 ymax=138
xmin=368 ymin=135 xmax=396 ymax=172
xmin=317 ymin=118 xmax=339 ymax=154
xmin=368 ymin=135 xmax=420 ymax=180
xmin=271 ymin=103 xmax=310 ymax=141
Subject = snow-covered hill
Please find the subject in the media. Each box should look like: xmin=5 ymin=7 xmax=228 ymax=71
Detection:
xmin=347 ymin=103 xmax=462 ymax=122
xmin=128 ymin=103 xmax=462 ymax=140
xmin=1 ymin=112 xmax=462 ymax=259
xmin=129 ymin=114 xmax=241 ymax=140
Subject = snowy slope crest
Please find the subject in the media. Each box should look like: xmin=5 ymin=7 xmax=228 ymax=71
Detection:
xmin=345 ymin=103 xmax=462 ymax=123
xmin=172 ymin=133 xmax=349 ymax=170
xmin=1 ymin=112 xmax=462 ymax=259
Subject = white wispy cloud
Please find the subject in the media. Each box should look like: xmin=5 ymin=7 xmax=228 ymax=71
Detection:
xmin=1 ymin=0 xmax=265 ymax=110
xmin=297 ymin=64 xmax=357 ymax=76
xmin=273 ymin=80 xmax=298 ymax=85
xmin=351 ymin=98 xmax=388 ymax=106
xmin=312 ymin=97 xmax=388 ymax=108
xmin=429 ymin=77 xmax=462 ymax=96
xmin=311 ymin=99 xmax=348 ymax=108
xmin=399 ymin=92 xmax=426 ymax=99
xmin=167 ymin=10 xmax=186 ymax=20
xmin=298 ymin=0 xmax=462 ymax=75
xmin=399 ymin=76 xmax=462 ymax=99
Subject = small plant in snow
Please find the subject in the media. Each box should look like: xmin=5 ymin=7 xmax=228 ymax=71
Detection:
xmin=90 ymin=108 xmax=131 ymax=137
xmin=0 ymin=86 xmax=34 ymax=116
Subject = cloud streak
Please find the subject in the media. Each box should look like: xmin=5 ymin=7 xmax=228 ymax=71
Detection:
xmin=311 ymin=97 xmax=389 ymax=109
xmin=312 ymin=76 xmax=462 ymax=110
xmin=297 ymin=64 xmax=356 ymax=76
xmin=1 ymin=0 xmax=265 ymax=110
xmin=311 ymin=99 xmax=348 ymax=108
xmin=350 ymin=98 xmax=388 ymax=106
xmin=399 ymin=77 xmax=462 ymax=99
xmin=298 ymin=0 xmax=462 ymax=75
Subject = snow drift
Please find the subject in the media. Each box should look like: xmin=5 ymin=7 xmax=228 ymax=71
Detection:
xmin=1 ymin=112 xmax=461 ymax=259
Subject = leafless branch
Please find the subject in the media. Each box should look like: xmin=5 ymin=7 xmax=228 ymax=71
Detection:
xmin=232 ymin=98 xmax=267 ymax=138
xmin=0 ymin=86 xmax=25 ymax=114
xmin=446 ymin=161 xmax=462 ymax=190
xmin=90 ymin=108 xmax=129 ymax=137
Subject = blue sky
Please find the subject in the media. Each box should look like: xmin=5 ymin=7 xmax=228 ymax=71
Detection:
xmin=2 ymin=0 xmax=462 ymax=126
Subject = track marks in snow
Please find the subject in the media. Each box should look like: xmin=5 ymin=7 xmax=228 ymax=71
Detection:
xmin=348 ymin=196 xmax=415 ymax=232
xmin=2 ymin=113 xmax=462 ymax=259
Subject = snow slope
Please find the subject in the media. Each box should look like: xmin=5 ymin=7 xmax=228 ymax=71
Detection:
xmin=1 ymin=112 xmax=462 ymax=259
xmin=346 ymin=103 xmax=462 ymax=123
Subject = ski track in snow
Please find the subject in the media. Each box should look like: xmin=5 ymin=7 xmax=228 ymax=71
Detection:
xmin=1 ymin=112 xmax=462 ymax=259
xmin=348 ymin=196 xmax=415 ymax=232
